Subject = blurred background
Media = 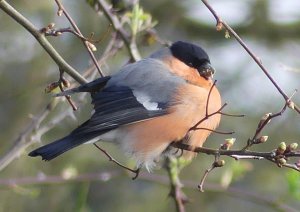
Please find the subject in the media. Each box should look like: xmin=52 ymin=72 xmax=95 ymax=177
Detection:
xmin=0 ymin=0 xmax=300 ymax=211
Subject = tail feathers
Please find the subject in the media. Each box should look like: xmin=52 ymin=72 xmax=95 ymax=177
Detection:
xmin=54 ymin=76 xmax=111 ymax=97
xmin=28 ymin=135 xmax=87 ymax=161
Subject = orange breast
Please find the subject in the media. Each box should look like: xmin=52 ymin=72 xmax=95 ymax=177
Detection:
xmin=122 ymin=82 xmax=221 ymax=163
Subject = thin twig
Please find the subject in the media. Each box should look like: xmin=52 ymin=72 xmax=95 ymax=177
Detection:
xmin=0 ymin=172 xmax=297 ymax=211
xmin=198 ymin=163 xmax=216 ymax=192
xmin=58 ymin=81 xmax=78 ymax=111
xmin=0 ymin=101 xmax=55 ymax=171
xmin=166 ymin=158 xmax=188 ymax=212
xmin=194 ymin=127 xmax=234 ymax=135
xmin=201 ymin=0 xmax=300 ymax=114
xmin=219 ymin=112 xmax=245 ymax=117
xmin=95 ymin=0 xmax=141 ymax=61
xmin=54 ymin=0 xmax=104 ymax=76
xmin=251 ymin=89 xmax=297 ymax=143
xmin=241 ymin=101 xmax=289 ymax=151
xmin=190 ymin=103 xmax=227 ymax=131
xmin=0 ymin=36 xmax=120 ymax=171
xmin=0 ymin=0 xmax=87 ymax=84
xmin=93 ymin=144 xmax=140 ymax=180
xmin=206 ymin=80 xmax=217 ymax=116
xmin=171 ymin=143 xmax=300 ymax=172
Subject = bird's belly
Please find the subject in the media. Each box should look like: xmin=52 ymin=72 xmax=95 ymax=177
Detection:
xmin=86 ymin=84 xmax=221 ymax=170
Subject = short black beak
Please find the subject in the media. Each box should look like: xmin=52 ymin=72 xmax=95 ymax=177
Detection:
xmin=198 ymin=62 xmax=215 ymax=80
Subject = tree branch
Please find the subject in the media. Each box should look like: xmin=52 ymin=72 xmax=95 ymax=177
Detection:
xmin=95 ymin=0 xmax=141 ymax=61
xmin=200 ymin=0 xmax=300 ymax=114
xmin=54 ymin=0 xmax=105 ymax=77
xmin=0 ymin=0 xmax=87 ymax=84
xmin=0 ymin=101 xmax=56 ymax=171
xmin=171 ymin=143 xmax=300 ymax=171
xmin=166 ymin=157 xmax=188 ymax=212
xmin=0 ymin=36 xmax=120 ymax=171
xmin=0 ymin=171 xmax=297 ymax=212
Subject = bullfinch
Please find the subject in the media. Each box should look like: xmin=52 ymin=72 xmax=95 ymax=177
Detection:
xmin=28 ymin=41 xmax=221 ymax=170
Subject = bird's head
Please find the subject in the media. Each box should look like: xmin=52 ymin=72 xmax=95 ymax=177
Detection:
xmin=170 ymin=41 xmax=215 ymax=80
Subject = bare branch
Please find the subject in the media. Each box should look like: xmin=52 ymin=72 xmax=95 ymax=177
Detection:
xmin=0 ymin=0 xmax=87 ymax=84
xmin=0 ymin=101 xmax=55 ymax=171
xmin=198 ymin=160 xmax=224 ymax=192
xmin=95 ymin=0 xmax=142 ymax=61
xmin=194 ymin=127 xmax=234 ymax=135
xmin=58 ymin=75 xmax=78 ymax=111
xmin=201 ymin=0 xmax=300 ymax=114
xmin=54 ymin=0 xmax=104 ymax=77
xmin=93 ymin=143 xmax=140 ymax=180
xmin=0 ymin=36 xmax=120 ymax=171
xmin=171 ymin=143 xmax=300 ymax=172
xmin=166 ymin=158 xmax=188 ymax=212
xmin=0 ymin=171 xmax=297 ymax=212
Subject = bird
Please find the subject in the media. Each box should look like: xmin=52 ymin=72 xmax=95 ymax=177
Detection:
xmin=28 ymin=41 xmax=222 ymax=171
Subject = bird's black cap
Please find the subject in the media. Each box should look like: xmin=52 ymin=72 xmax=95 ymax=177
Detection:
xmin=170 ymin=41 xmax=215 ymax=79
xmin=170 ymin=41 xmax=210 ymax=69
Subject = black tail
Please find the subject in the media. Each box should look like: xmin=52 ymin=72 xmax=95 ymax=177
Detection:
xmin=28 ymin=135 xmax=86 ymax=161
xmin=28 ymin=118 xmax=112 ymax=161
xmin=30 ymin=76 xmax=112 ymax=160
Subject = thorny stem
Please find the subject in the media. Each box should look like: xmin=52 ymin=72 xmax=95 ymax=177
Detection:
xmin=93 ymin=144 xmax=140 ymax=180
xmin=201 ymin=0 xmax=300 ymax=114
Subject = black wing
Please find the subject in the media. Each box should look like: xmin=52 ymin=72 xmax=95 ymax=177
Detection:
xmin=28 ymin=85 xmax=168 ymax=161
xmin=77 ymin=85 xmax=168 ymax=135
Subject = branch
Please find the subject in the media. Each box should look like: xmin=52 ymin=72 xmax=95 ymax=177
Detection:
xmin=242 ymin=102 xmax=289 ymax=150
xmin=0 ymin=0 xmax=87 ymax=84
xmin=251 ymin=89 xmax=297 ymax=142
xmin=171 ymin=143 xmax=300 ymax=172
xmin=93 ymin=143 xmax=140 ymax=180
xmin=95 ymin=0 xmax=141 ymax=61
xmin=166 ymin=158 xmax=189 ymax=212
xmin=0 ymin=101 xmax=55 ymax=171
xmin=54 ymin=0 xmax=105 ymax=77
xmin=201 ymin=0 xmax=300 ymax=114
xmin=198 ymin=159 xmax=225 ymax=192
xmin=0 ymin=36 xmax=120 ymax=171
xmin=0 ymin=171 xmax=297 ymax=212
xmin=172 ymin=143 xmax=300 ymax=158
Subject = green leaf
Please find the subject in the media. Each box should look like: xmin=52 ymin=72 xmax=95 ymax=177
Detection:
xmin=286 ymin=170 xmax=300 ymax=200
xmin=125 ymin=3 xmax=157 ymax=37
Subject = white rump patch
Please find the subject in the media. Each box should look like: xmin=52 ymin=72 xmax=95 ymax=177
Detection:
xmin=133 ymin=91 xmax=161 ymax=111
